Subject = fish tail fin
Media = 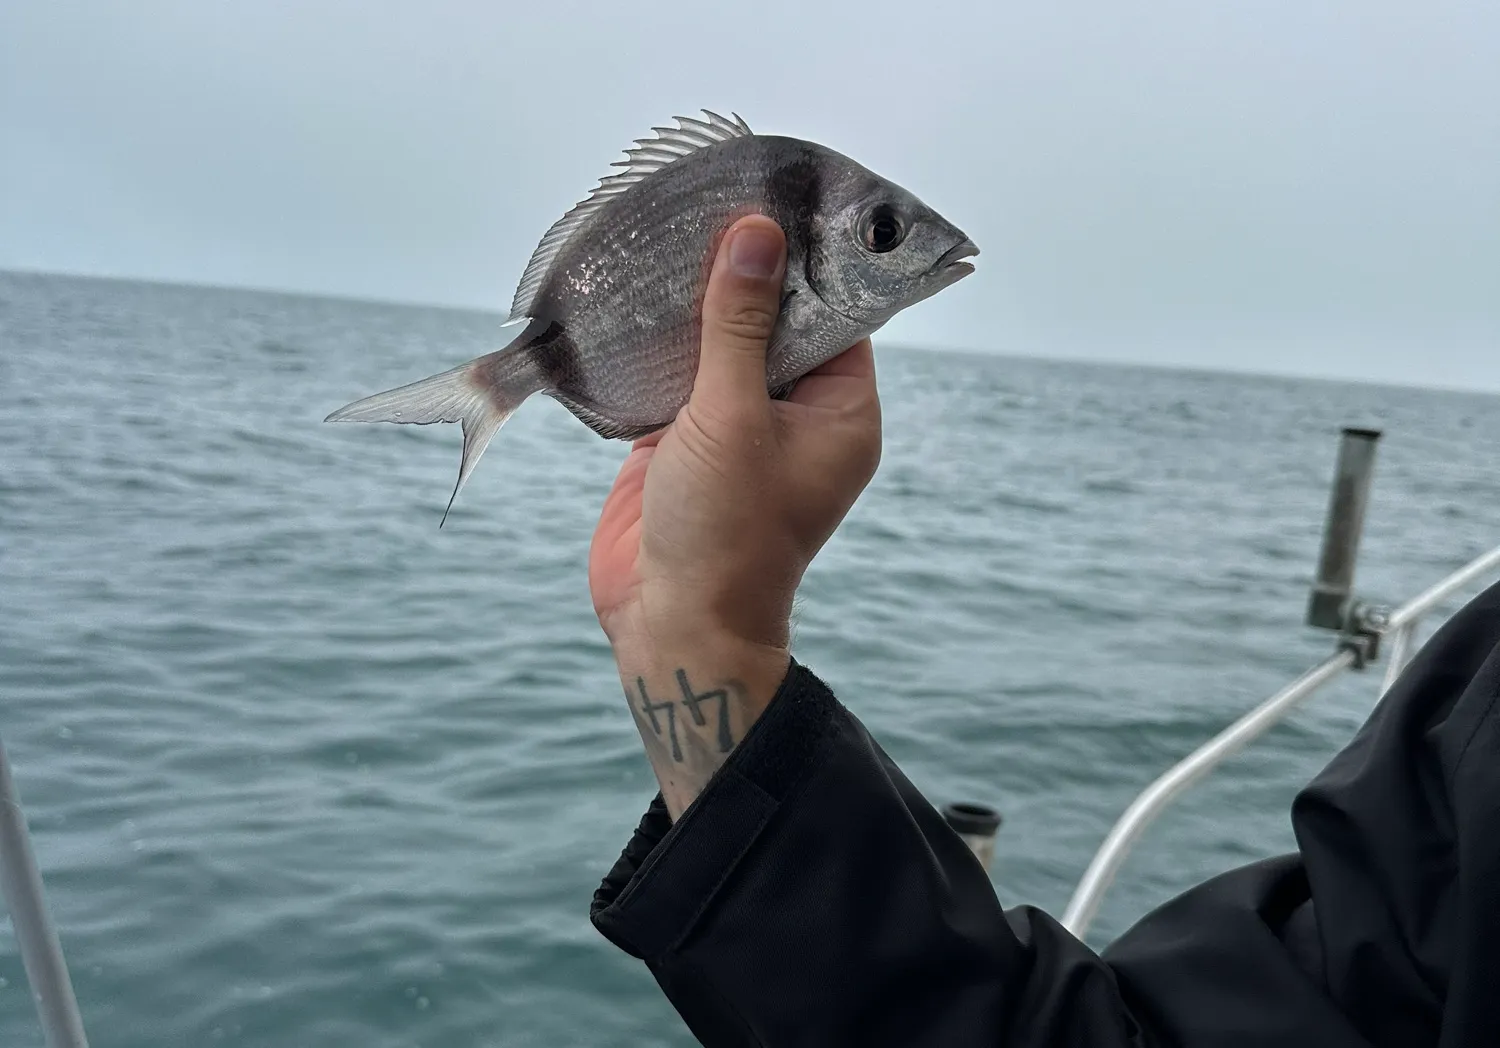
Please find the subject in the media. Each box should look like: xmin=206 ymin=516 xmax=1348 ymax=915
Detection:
xmin=325 ymin=331 xmax=544 ymax=526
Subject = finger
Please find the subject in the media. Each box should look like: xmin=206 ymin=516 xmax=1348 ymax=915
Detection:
xmin=691 ymin=215 xmax=786 ymax=418
xmin=596 ymin=443 xmax=655 ymax=530
xmin=614 ymin=441 xmax=657 ymax=489
xmin=804 ymin=339 xmax=874 ymax=381
xmin=785 ymin=340 xmax=878 ymax=411
xmin=631 ymin=428 xmax=668 ymax=452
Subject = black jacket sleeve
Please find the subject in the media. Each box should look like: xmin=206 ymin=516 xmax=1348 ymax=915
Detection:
xmin=1105 ymin=579 xmax=1500 ymax=1047
xmin=591 ymin=581 xmax=1500 ymax=1047
xmin=590 ymin=662 xmax=1140 ymax=1046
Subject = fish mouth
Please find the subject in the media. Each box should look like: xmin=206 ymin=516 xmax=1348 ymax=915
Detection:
xmin=930 ymin=239 xmax=980 ymax=280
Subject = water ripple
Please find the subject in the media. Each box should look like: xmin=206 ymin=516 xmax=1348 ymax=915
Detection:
xmin=3 ymin=271 xmax=1498 ymax=1045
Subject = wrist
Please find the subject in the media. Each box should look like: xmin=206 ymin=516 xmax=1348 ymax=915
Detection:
xmin=601 ymin=573 xmax=792 ymax=648
xmin=611 ymin=629 xmax=791 ymax=712
xmin=610 ymin=629 xmax=791 ymax=819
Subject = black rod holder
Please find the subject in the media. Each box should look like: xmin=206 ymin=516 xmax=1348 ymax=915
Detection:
xmin=942 ymin=801 xmax=1002 ymax=873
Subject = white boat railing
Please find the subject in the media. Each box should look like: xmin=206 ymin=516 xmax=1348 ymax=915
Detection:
xmin=1059 ymin=542 xmax=1500 ymax=938
xmin=1058 ymin=424 xmax=1500 ymax=939
xmin=0 ymin=738 xmax=90 ymax=1048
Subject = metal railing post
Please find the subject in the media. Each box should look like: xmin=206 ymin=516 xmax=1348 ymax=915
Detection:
xmin=1307 ymin=428 xmax=1382 ymax=631
xmin=0 ymin=738 xmax=90 ymax=1048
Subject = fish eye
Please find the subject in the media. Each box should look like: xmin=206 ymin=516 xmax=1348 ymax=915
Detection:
xmin=861 ymin=205 xmax=906 ymax=254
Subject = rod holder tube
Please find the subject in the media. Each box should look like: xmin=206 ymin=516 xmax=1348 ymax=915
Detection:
xmin=0 ymin=739 xmax=90 ymax=1048
xmin=942 ymin=802 xmax=1002 ymax=873
xmin=1307 ymin=427 xmax=1383 ymax=630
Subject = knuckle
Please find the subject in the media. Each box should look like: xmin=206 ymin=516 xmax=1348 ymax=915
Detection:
xmin=673 ymin=408 xmax=738 ymax=483
xmin=710 ymin=300 xmax=778 ymax=347
xmin=685 ymin=398 xmax=764 ymax=447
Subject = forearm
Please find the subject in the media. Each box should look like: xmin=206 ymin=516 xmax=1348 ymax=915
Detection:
xmin=614 ymin=635 xmax=790 ymax=819
xmin=593 ymin=663 xmax=1146 ymax=1047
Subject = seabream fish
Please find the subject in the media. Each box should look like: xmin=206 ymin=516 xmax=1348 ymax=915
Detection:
xmin=325 ymin=110 xmax=978 ymax=522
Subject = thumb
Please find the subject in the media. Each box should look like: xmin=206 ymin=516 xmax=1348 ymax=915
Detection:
xmin=691 ymin=215 xmax=787 ymax=417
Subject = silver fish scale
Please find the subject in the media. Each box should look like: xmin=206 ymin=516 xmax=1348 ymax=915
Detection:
xmin=530 ymin=135 xmax=866 ymax=435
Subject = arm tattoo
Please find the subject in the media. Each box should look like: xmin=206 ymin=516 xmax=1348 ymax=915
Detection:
xmin=632 ymin=669 xmax=737 ymax=765
xmin=635 ymin=676 xmax=682 ymax=763
xmin=676 ymin=669 xmax=734 ymax=755
xmin=621 ymin=654 xmax=787 ymax=820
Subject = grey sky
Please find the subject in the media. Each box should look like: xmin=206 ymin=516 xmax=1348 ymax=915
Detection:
xmin=3 ymin=1 xmax=1497 ymax=390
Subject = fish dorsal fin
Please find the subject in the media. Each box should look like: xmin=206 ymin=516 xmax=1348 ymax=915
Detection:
xmin=508 ymin=110 xmax=754 ymax=320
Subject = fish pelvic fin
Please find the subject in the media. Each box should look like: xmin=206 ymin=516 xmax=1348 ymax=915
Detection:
xmin=324 ymin=331 xmax=545 ymax=526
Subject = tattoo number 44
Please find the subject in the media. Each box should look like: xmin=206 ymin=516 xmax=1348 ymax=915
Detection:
xmin=634 ymin=670 xmax=735 ymax=762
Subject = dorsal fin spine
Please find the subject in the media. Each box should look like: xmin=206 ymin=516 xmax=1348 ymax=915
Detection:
xmin=506 ymin=110 xmax=755 ymax=321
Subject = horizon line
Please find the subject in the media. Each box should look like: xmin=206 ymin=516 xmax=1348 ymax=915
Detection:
xmin=3 ymin=264 xmax=1495 ymax=400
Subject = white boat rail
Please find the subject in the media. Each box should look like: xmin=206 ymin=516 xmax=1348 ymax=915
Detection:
xmin=1059 ymin=426 xmax=1500 ymax=939
xmin=1059 ymin=543 xmax=1500 ymax=937
xmin=0 ymin=738 xmax=90 ymax=1048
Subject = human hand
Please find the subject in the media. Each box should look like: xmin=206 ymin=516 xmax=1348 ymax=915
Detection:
xmin=588 ymin=215 xmax=882 ymax=814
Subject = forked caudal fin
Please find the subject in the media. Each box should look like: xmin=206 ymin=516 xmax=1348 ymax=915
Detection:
xmin=324 ymin=334 xmax=543 ymax=526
